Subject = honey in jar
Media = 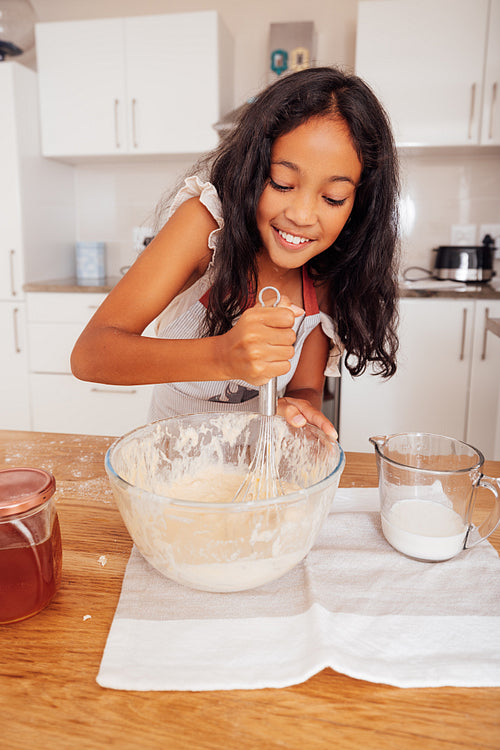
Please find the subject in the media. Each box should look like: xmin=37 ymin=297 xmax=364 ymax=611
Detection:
xmin=0 ymin=468 xmax=62 ymax=624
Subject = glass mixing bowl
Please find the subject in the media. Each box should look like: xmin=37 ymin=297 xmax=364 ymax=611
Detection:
xmin=105 ymin=412 xmax=345 ymax=592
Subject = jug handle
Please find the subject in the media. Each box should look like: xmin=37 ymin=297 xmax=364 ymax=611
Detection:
xmin=464 ymin=475 xmax=500 ymax=548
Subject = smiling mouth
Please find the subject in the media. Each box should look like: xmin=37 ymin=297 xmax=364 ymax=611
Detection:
xmin=276 ymin=228 xmax=313 ymax=246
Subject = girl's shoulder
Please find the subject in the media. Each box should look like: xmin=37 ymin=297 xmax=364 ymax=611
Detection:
xmin=168 ymin=175 xmax=224 ymax=253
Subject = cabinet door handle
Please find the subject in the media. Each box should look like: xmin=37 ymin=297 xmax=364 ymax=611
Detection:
xmin=114 ymin=99 xmax=120 ymax=149
xmin=488 ymin=82 xmax=498 ymax=140
xmin=468 ymin=83 xmax=477 ymax=140
xmin=481 ymin=307 xmax=490 ymax=360
xmin=12 ymin=307 xmax=21 ymax=353
xmin=131 ymin=98 xmax=138 ymax=148
xmin=91 ymin=387 xmax=138 ymax=395
xmin=460 ymin=307 xmax=467 ymax=360
xmin=9 ymin=249 xmax=17 ymax=296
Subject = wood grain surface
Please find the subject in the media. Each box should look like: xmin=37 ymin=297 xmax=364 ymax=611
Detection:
xmin=1 ymin=430 xmax=499 ymax=750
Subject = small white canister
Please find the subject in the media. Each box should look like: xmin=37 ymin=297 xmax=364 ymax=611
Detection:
xmin=75 ymin=241 xmax=107 ymax=285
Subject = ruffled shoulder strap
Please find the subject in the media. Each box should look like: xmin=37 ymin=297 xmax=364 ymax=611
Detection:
xmin=153 ymin=177 xmax=223 ymax=334
xmin=319 ymin=310 xmax=343 ymax=377
xmin=168 ymin=175 xmax=223 ymax=255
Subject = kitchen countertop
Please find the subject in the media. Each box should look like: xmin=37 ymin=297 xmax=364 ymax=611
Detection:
xmin=1 ymin=429 xmax=499 ymax=750
xmin=24 ymin=277 xmax=500 ymax=299
xmin=23 ymin=276 xmax=121 ymax=293
xmin=399 ymin=280 xmax=500 ymax=299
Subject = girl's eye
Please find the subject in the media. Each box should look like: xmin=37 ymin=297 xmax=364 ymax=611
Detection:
xmin=269 ymin=177 xmax=292 ymax=192
xmin=324 ymin=196 xmax=347 ymax=207
xmin=269 ymin=177 xmax=348 ymax=207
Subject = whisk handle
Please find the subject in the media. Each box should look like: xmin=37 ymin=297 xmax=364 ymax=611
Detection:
xmin=258 ymin=287 xmax=280 ymax=417
xmin=260 ymin=377 xmax=277 ymax=416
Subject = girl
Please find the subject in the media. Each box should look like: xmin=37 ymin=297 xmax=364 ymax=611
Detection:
xmin=71 ymin=66 xmax=400 ymax=437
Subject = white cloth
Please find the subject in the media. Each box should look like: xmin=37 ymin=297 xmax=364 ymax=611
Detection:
xmin=97 ymin=488 xmax=500 ymax=691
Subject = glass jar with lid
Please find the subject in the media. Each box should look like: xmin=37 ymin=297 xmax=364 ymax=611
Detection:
xmin=0 ymin=467 xmax=62 ymax=624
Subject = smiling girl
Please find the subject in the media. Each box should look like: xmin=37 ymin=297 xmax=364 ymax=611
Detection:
xmin=71 ymin=66 xmax=400 ymax=436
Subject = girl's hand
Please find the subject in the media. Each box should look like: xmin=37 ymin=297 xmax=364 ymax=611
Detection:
xmin=278 ymin=396 xmax=338 ymax=440
xmin=219 ymin=294 xmax=303 ymax=385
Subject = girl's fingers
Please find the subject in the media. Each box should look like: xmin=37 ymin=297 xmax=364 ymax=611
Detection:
xmin=222 ymin=297 xmax=302 ymax=384
xmin=278 ymin=397 xmax=338 ymax=439
xmin=275 ymin=293 xmax=304 ymax=318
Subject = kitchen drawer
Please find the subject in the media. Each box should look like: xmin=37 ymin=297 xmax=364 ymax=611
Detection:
xmin=26 ymin=292 xmax=106 ymax=323
xmin=27 ymin=292 xmax=157 ymax=373
xmin=30 ymin=373 xmax=152 ymax=435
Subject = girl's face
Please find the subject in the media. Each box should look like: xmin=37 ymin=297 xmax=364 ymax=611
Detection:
xmin=256 ymin=116 xmax=362 ymax=271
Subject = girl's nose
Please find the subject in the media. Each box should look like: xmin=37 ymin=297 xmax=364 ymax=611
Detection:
xmin=284 ymin=191 xmax=317 ymax=226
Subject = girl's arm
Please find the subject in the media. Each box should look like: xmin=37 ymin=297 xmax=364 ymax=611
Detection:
xmin=71 ymin=197 xmax=298 ymax=387
xmin=71 ymin=197 xmax=218 ymax=385
xmin=278 ymin=323 xmax=338 ymax=439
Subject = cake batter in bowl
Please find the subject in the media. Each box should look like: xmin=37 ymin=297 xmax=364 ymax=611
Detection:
xmin=105 ymin=412 xmax=344 ymax=592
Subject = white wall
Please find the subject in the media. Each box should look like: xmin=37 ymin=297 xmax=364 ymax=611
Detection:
xmin=27 ymin=0 xmax=500 ymax=279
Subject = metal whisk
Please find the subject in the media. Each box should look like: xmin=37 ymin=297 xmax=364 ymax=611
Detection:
xmin=231 ymin=286 xmax=286 ymax=503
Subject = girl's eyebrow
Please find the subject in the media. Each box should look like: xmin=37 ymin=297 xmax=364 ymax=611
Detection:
xmin=272 ymin=159 xmax=298 ymax=171
xmin=271 ymin=159 xmax=357 ymax=186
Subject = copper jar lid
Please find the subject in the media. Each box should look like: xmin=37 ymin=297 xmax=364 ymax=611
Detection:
xmin=0 ymin=467 xmax=56 ymax=518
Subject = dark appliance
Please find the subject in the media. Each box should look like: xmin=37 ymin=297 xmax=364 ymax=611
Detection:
xmin=433 ymin=234 xmax=496 ymax=282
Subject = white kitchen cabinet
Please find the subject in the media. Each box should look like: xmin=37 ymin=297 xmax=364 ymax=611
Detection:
xmin=0 ymin=303 xmax=30 ymax=430
xmin=0 ymin=63 xmax=74 ymax=299
xmin=0 ymin=65 xmax=24 ymax=302
xmin=26 ymin=292 xmax=153 ymax=436
xmin=29 ymin=375 xmax=153 ymax=437
xmin=35 ymin=11 xmax=233 ymax=159
xmin=467 ymin=301 xmax=500 ymax=453
xmin=0 ymin=63 xmax=74 ymax=430
xmin=0 ymin=249 xmax=23 ymax=302
xmin=481 ymin=0 xmax=500 ymax=145
xmin=339 ymin=298 xmax=500 ymax=459
xmin=355 ymin=0 xmax=499 ymax=147
xmin=339 ymin=299 xmax=474 ymax=451
xmin=493 ymin=329 xmax=500 ymax=458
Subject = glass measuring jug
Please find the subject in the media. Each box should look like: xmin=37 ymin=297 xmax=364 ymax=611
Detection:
xmin=369 ymin=433 xmax=500 ymax=562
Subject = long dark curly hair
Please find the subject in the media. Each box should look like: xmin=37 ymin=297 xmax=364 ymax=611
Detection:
xmin=195 ymin=66 xmax=399 ymax=377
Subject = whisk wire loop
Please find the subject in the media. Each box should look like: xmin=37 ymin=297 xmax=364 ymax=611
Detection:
xmin=231 ymin=414 xmax=286 ymax=503
xmin=231 ymin=286 xmax=287 ymax=503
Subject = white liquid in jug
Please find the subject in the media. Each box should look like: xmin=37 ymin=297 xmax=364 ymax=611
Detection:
xmin=381 ymin=498 xmax=468 ymax=561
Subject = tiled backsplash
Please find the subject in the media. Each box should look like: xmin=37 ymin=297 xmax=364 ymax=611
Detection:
xmin=74 ymin=156 xmax=195 ymax=276
xmin=399 ymin=150 xmax=500 ymax=275
xmin=74 ymin=150 xmax=500 ymax=279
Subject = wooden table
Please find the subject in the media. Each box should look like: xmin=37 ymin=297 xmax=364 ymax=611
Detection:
xmin=1 ymin=430 xmax=499 ymax=750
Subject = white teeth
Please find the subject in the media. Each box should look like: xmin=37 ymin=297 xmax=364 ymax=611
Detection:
xmin=278 ymin=229 xmax=309 ymax=245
